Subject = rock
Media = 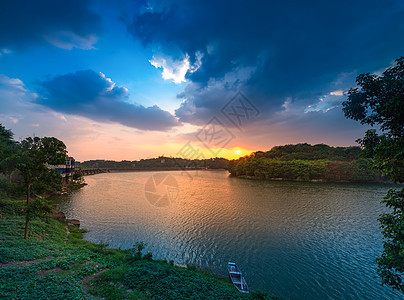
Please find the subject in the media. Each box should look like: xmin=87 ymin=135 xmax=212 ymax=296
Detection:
xmin=49 ymin=211 xmax=66 ymax=222
xmin=67 ymin=219 xmax=80 ymax=227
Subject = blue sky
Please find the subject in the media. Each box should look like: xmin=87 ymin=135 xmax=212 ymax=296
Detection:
xmin=0 ymin=0 xmax=403 ymax=160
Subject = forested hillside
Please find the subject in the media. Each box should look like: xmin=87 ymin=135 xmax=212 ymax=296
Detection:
xmin=228 ymin=143 xmax=384 ymax=182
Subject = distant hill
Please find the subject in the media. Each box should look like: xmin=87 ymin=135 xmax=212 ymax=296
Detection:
xmin=228 ymin=143 xmax=385 ymax=183
xmin=252 ymin=143 xmax=361 ymax=161
xmin=76 ymin=157 xmax=229 ymax=170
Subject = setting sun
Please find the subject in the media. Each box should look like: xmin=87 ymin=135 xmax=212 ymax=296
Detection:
xmin=236 ymin=150 xmax=241 ymax=155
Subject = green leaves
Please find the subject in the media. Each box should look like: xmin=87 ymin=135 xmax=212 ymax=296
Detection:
xmin=229 ymin=156 xmax=380 ymax=182
xmin=343 ymin=57 xmax=404 ymax=136
xmin=377 ymin=188 xmax=404 ymax=293
xmin=26 ymin=198 xmax=53 ymax=218
xmin=0 ymin=124 xmax=17 ymax=174
xmin=343 ymin=56 xmax=404 ymax=292
xmin=124 ymin=260 xmax=251 ymax=299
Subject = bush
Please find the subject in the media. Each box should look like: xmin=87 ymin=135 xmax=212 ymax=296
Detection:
xmin=124 ymin=260 xmax=249 ymax=299
xmin=131 ymin=241 xmax=145 ymax=260
xmin=0 ymin=178 xmax=24 ymax=198
xmin=0 ymin=199 xmax=25 ymax=216
xmin=143 ymin=252 xmax=153 ymax=260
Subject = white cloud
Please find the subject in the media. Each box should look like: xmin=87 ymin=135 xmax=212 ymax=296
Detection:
xmin=150 ymin=55 xmax=190 ymax=83
xmin=330 ymin=90 xmax=344 ymax=96
xmin=43 ymin=31 xmax=98 ymax=50
xmin=0 ymin=48 xmax=12 ymax=57
xmin=189 ymin=51 xmax=203 ymax=73
xmin=0 ymin=75 xmax=25 ymax=91
xmin=150 ymin=52 xmax=203 ymax=84
xmin=305 ymin=92 xmax=343 ymax=113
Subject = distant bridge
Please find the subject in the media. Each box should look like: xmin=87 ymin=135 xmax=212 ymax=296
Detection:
xmin=76 ymin=168 xmax=108 ymax=175
xmin=76 ymin=167 xmax=206 ymax=176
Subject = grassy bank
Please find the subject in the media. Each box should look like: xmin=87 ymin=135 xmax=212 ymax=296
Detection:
xmin=0 ymin=199 xmax=273 ymax=299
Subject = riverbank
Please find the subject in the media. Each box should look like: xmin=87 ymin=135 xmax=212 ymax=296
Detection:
xmin=233 ymin=174 xmax=392 ymax=184
xmin=0 ymin=199 xmax=273 ymax=299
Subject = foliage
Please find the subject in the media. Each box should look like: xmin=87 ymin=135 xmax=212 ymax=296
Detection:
xmin=250 ymin=289 xmax=271 ymax=300
xmin=0 ymin=123 xmax=17 ymax=175
xmin=16 ymin=136 xmax=67 ymax=186
xmin=32 ymin=169 xmax=63 ymax=196
xmin=26 ymin=198 xmax=53 ymax=219
xmin=0 ymin=178 xmax=25 ymax=198
xmin=377 ymin=189 xmax=404 ymax=292
xmin=228 ymin=149 xmax=381 ymax=183
xmin=72 ymin=171 xmax=85 ymax=184
xmin=124 ymin=260 xmax=251 ymax=300
xmin=0 ymin=198 xmax=25 ymax=216
xmin=0 ymin=201 xmax=274 ymax=299
xmin=14 ymin=136 xmax=67 ymax=239
xmin=254 ymin=143 xmax=361 ymax=161
xmin=342 ymin=56 xmax=404 ymax=183
xmin=77 ymin=156 xmax=230 ymax=170
xmin=342 ymin=56 xmax=404 ymax=292
xmin=131 ymin=241 xmax=145 ymax=260
xmin=143 ymin=251 xmax=153 ymax=260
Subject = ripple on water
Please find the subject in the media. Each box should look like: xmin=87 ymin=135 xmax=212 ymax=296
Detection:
xmin=54 ymin=172 xmax=402 ymax=300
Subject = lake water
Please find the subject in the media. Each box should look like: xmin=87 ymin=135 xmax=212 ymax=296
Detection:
xmin=54 ymin=170 xmax=401 ymax=299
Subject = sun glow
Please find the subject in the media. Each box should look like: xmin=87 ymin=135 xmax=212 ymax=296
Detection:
xmin=236 ymin=150 xmax=241 ymax=155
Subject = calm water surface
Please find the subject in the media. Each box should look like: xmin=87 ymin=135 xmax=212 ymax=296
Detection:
xmin=54 ymin=170 xmax=401 ymax=299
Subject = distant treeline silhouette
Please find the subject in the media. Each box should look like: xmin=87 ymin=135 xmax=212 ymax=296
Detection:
xmin=76 ymin=157 xmax=229 ymax=170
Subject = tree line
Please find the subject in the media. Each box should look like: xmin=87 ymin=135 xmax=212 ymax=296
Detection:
xmin=77 ymin=157 xmax=229 ymax=170
xmin=228 ymin=143 xmax=383 ymax=182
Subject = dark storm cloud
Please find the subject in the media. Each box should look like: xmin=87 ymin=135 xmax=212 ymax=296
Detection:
xmin=0 ymin=0 xmax=103 ymax=50
xmin=37 ymin=70 xmax=179 ymax=131
xmin=126 ymin=0 xmax=404 ymax=127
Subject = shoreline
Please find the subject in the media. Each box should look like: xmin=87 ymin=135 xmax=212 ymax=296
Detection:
xmin=77 ymin=168 xmax=228 ymax=174
xmin=0 ymin=182 xmax=274 ymax=299
xmin=0 ymin=198 xmax=273 ymax=299
xmin=232 ymin=174 xmax=394 ymax=184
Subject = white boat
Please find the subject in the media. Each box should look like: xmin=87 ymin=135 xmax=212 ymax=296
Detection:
xmin=228 ymin=262 xmax=249 ymax=293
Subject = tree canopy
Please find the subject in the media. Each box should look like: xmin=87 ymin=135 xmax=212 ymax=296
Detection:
xmin=0 ymin=124 xmax=17 ymax=174
xmin=16 ymin=136 xmax=67 ymax=239
xmin=343 ymin=56 xmax=404 ymax=293
xmin=343 ymin=56 xmax=404 ymax=183
xmin=0 ymin=124 xmax=68 ymax=239
xmin=228 ymin=143 xmax=380 ymax=182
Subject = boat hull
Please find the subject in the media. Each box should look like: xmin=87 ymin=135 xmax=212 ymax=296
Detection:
xmin=228 ymin=262 xmax=249 ymax=293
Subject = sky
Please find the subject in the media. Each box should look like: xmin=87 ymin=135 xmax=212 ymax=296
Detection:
xmin=0 ymin=0 xmax=403 ymax=161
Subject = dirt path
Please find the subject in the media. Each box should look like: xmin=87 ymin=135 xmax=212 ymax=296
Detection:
xmin=64 ymin=225 xmax=70 ymax=244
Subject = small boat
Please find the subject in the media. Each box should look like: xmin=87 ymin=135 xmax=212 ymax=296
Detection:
xmin=228 ymin=262 xmax=249 ymax=293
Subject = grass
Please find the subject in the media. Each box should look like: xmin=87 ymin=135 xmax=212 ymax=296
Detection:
xmin=0 ymin=199 xmax=274 ymax=299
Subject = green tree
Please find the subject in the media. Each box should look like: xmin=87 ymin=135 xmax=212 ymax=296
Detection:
xmin=15 ymin=136 xmax=67 ymax=239
xmin=0 ymin=124 xmax=17 ymax=176
xmin=342 ymin=56 xmax=404 ymax=292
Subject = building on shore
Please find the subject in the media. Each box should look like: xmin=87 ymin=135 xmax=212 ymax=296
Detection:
xmin=47 ymin=157 xmax=75 ymax=186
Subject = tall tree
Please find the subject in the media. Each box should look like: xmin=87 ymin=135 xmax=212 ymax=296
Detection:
xmin=16 ymin=137 xmax=67 ymax=239
xmin=342 ymin=56 xmax=404 ymax=292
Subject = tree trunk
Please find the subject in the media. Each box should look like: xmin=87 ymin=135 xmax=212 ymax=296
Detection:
xmin=24 ymin=183 xmax=31 ymax=240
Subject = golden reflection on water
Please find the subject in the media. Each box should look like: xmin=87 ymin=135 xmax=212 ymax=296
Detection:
xmin=55 ymin=170 xmax=400 ymax=299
